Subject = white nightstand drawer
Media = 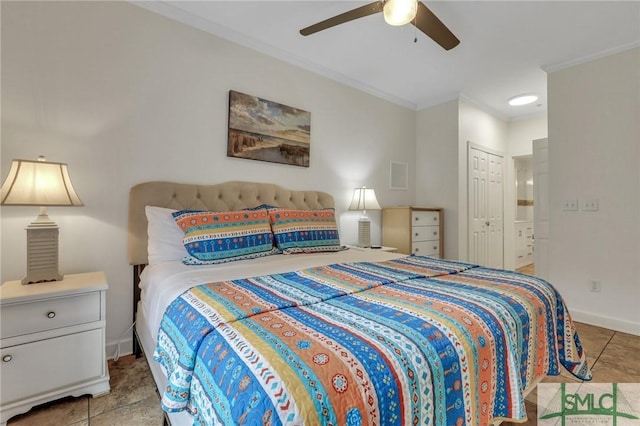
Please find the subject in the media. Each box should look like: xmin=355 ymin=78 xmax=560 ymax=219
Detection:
xmin=412 ymin=211 xmax=440 ymax=225
xmin=413 ymin=225 xmax=439 ymax=242
xmin=1 ymin=292 xmax=101 ymax=338
xmin=412 ymin=241 xmax=440 ymax=257
xmin=0 ymin=328 xmax=104 ymax=404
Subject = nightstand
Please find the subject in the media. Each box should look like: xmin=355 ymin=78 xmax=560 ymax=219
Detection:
xmin=0 ymin=272 xmax=110 ymax=425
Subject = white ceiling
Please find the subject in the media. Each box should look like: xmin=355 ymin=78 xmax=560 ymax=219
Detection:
xmin=134 ymin=1 xmax=640 ymax=120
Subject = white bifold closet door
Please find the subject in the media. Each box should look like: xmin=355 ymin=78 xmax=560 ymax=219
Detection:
xmin=469 ymin=144 xmax=504 ymax=268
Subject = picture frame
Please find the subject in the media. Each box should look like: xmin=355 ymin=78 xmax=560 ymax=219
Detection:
xmin=227 ymin=90 xmax=311 ymax=167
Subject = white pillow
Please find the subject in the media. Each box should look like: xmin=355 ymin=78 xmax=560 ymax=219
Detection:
xmin=145 ymin=206 xmax=189 ymax=264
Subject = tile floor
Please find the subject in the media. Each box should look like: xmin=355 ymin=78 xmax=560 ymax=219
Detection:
xmin=6 ymin=264 xmax=640 ymax=425
xmin=7 ymin=324 xmax=639 ymax=426
xmin=6 ymin=355 xmax=164 ymax=426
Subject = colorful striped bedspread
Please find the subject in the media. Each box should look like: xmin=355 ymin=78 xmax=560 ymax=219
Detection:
xmin=153 ymin=255 xmax=591 ymax=425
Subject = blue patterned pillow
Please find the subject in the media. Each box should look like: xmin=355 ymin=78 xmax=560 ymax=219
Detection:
xmin=173 ymin=209 xmax=277 ymax=264
xmin=268 ymin=209 xmax=345 ymax=254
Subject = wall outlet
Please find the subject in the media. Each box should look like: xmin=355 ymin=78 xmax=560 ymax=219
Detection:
xmin=590 ymin=280 xmax=602 ymax=292
xmin=582 ymin=199 xmax=599 ymax=211
xmin=563 ymin=199 xmax=578 ymax=211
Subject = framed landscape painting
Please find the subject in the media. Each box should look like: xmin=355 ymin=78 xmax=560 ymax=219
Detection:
xmin=227 ymin=90 xmax=311 ymax=167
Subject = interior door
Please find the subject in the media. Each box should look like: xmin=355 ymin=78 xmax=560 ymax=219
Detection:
xmin=533 ymin=138 xmax=549 ymax=279
xmin=487 ymin=153 xmax=504 ymax=268
xmin=469 ymin=144 xmax=504 ymax=268
xmin=469 ymin=146 xmax=488 ymax=266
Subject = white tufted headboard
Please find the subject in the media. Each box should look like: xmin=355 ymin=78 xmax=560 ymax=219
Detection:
xmin=127 ymin=181 xmax=335 ymax=266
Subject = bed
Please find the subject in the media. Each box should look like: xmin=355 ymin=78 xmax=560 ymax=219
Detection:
xmin=128 ymin=181 xmax=591 ymax=426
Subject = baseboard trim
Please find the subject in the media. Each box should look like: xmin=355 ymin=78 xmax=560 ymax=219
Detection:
xmin=571 ymin=310 xmax=640 ymax=336
xmin=106 ymin=336 xmax=133 ymax=360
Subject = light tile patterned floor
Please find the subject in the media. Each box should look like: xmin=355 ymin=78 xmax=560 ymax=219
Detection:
xmin=6 ymin=355 xmax=164 ymax=426
xmin=7 ymin=264 xmax=640 ymax=425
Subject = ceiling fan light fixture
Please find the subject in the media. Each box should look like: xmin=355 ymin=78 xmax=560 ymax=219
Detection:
xmin=383 ymin=0 xmax=418 ymax=26
xmin=508 ymin=94 xmax=538 ymax=106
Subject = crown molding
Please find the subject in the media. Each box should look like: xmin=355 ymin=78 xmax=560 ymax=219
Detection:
xmin=129 ymin=1 xmax=417 ymax=110
xmin=542 ymin=41 xmax=640 ymax=73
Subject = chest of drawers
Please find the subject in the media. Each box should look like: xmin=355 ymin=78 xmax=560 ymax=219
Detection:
xmin=382 ymin=207 xmax=443 ymax=257
xmin=0 ymin=272 xmax=110 ymax=425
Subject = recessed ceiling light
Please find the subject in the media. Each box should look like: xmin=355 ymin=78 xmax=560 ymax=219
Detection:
xmin=509 ymin=94 xmax=538 ymax=106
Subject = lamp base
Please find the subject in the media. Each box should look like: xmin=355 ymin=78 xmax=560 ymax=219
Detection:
xmin=356 ymin=217 xmax=371 ymax=248
xmin=22 ymin=221 xmax=63 ymax=285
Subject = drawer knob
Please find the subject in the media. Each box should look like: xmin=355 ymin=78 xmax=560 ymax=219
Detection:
xmin=415 ymin=233 xmax=419 ymax=237
xmin=2 ymin=355 xmax=12 ymax=363
xmin=47 ymin=311 xmax=56 ymax=319
xmin=415 ymin=248 xmax=419 ymax=252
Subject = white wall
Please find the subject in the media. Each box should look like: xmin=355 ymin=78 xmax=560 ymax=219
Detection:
xmin=0 ymin=1 xmax=416 ymax=355
xmin=507 ymin=115 xmax=547 ymax=156
xmin=416 ymin=98 xmax=543 ymax=266
xmin=415 ymin=100 xmax=459 ymax=259
xmin=547 ymin=47 xmax=640 ymax=334
xmin=458 ymin=100 xmax=509 ymax=263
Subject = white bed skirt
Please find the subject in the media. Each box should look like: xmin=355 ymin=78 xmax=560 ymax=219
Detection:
xmin=136 ymin=303 xmax=193 ymax=426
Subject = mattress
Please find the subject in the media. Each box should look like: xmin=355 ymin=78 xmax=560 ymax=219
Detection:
xmin=140 ymin=249 xmax=405 ymax=344
xmin=140 ymin=252 xmax=591 ymax=425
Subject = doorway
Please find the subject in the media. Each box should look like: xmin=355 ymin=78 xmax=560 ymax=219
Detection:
xmin=514 ymin=155 xmax=534 ymax=270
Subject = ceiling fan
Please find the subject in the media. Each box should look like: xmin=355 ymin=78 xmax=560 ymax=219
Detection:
xmin=299 ymin=0 xmax=460 ymax=51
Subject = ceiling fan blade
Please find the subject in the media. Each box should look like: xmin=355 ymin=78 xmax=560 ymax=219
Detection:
xmin=412 ymin=2 xmax=460 ymax=50
xmin=300 ymin=2 xmax=384 ymax=36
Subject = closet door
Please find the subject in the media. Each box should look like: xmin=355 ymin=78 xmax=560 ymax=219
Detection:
xmin=487 ymin=153 xmax=504 ymax=268
xmin=468 ymin=144 xmax=504 ymax=268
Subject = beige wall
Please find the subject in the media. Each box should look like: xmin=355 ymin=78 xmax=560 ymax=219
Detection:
xmin=4 ymin=2 xmax=636 ymax=358
xmin=507 ymin=115 xmax=547 ymax=156
xmin=0 ymin=1 xmax=417 ymax=355
xmin=547 ymin=47 xmax=640 ymax=334
xmin=415 ymin=100 xmax=459 ymax=259
xmin=458 ymin=100 xmax=510 ymax=263
xmin=416 ymin=99 xmax=533 ymax=265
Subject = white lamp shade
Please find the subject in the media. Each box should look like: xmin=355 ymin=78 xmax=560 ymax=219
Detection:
xmin=348 ymin=187 xmax=381 ymax=212
xmin=383 ymin=0 xmax=418 ymax=26
xmin=1 ymin=159 xmax=83 ymax=206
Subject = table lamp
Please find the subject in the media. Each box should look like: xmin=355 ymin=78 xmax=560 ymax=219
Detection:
xmin=1 ymin=156 xmax=83 ymax=284
xmin=348 ymin=186 xmax=381 ymax=247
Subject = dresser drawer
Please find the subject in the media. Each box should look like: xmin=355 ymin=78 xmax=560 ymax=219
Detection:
xmin=412 ymin=241 xmax=440 ymax=257
xmin=412 ymin=211 xmax=439 ymax=226
xmin=1 ymin=292 xmax=101 ymax=338
xmin=0 ymin=328 xmax=104 ymax=404
xmin=413 ymin=225 xmax=439 ymax=242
